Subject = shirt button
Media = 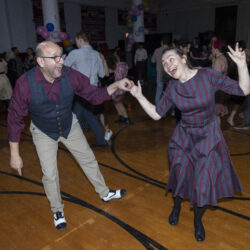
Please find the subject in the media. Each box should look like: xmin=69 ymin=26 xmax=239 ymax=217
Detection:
xmin=59 ymin=131 xmax=62 ymax=135
xmin=58 ymin=127 xmax=62 ymax=130
xmin=58 ymin=122 xmax=61 ymax=125
xmin=57 ymin=117 xmax=60 ymax=120
xmin=56 ymin=111 xmax=60 ymax=114
xmin=56 ymin=104 xmax=59 ymax=108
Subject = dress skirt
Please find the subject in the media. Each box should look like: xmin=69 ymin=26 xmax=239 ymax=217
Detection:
xmin=166 ymin=118 xmax=242 ymax=207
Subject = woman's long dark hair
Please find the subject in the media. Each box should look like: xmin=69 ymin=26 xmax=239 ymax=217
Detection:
xmin=162 ymin=47 xmax=193 ymax=69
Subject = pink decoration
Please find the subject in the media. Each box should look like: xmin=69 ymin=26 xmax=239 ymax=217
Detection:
xmin=128 ymin=10 xmax=133 ymax=16
xmin=36 ymin=26 xmax=46 ymax=35
xmin=41 ymin=30 xmax=50 ymax=40
xmin=58 ymin=32 xmax=68 ymax=41
xmin=137 ymin=4 xmax=144 ymax=11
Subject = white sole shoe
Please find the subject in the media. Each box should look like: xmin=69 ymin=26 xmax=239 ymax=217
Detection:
xmin=54 ymin=211 xmax=67 ymax=230
xmin=102 ymin=189 xmax=126 ymax=202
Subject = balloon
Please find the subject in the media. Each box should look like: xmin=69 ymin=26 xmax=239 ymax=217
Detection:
xmin=128 ymin=10 xmax=133 ymax=16
xmin=36 ymin=26 xmax=46 ymax=35
xmin=41 ymin=30 xmax=50 ymax=40
xmin=131 ymin=9 xmax=137 ymax=16
xmin=59 ymin=32 xmax=68 ymax=41
xmin=70 ymin=37 xmax=75 ymax=45
xmin=131 ymin=15 xmax=137 ymax=22
xmin=137 ymin=4 xmax=144 ymax=11
xmin=51 ymin=30 xmax=59 ymax=39
xmin=46 ymin=22 xmax=54 ymax=32
xmin=127 ymin=18 xmax=132 ymax=24
xmin=143 ymin=1 xmax=149 ymax=8
xmin=138 ymin=26 xmax=144 ymax=32
xmin=63 ymin=39 xmax=71 ymax=47
xmin=65 ymin=46 xmax=74 ymax=53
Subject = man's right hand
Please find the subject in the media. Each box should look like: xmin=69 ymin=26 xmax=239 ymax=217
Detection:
xmin=10 ymin=154 xmax=23 ymax=176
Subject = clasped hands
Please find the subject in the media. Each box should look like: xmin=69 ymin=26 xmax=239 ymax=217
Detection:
xmin=116 ymin=78 xmax=143 ymax=98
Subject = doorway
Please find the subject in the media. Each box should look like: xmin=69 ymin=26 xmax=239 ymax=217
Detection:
xmin=215 ymin=5 xmax=238 ymax=44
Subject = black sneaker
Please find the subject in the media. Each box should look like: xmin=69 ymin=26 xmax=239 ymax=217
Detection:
xmin=115 ymin=116 xmax=126 ymax=124
xmin=102 ymin=189 xmax=127 ymax=202
xmin=120 ymin=118 xmax=131 ymax=125
xmin=54 ymin=211 xmax=67 ymax=230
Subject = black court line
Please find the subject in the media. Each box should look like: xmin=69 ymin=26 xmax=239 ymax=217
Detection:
xmin=1 ymin=123 xmax=250 ymax=222
xmin=110 ymin=125 xmax=166 ymax=186
xmin=0 ymin=174 xmax=167 ymax=250
xmin=232 ymin=130 xmax=250 ymax=137
xmin=110 ymin=123 xmax=250 ymax=221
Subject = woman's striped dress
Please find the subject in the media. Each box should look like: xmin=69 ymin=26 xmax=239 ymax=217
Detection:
xmin=156 ymin=67 xmax=244 ymax=207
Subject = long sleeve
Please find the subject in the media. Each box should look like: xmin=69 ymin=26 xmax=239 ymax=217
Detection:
xmin=156 ymin=80 xmax=174 ymax=117
xmin=8 ymin=75 xmax=30 ymax=142
xmin=205 ymin=68 xmax=245 ymax=96
xmin=66 ymin=67 xmax=111 ymax=104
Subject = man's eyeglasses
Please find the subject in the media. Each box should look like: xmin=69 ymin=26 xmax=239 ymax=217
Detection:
xmin=39 ymin=54 xmax=66 ymax=63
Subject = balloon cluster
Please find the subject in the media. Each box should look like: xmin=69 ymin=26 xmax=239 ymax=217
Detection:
xmin=126 ymin=1 xmax=149 ymax=51
xmin=36 ymin=23 xmax=75 ymax=52
xmin=127 ymin=1 xmax=149 ymax=26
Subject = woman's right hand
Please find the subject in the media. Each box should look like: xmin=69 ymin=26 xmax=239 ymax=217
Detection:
xmin=130 ymin=81 xmax=143 ymax=99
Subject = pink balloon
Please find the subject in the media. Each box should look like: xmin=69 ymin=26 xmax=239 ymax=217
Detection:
xmin=58 ymin=32 xmax=68 ymax=41
xmin=128 ymin=10 xmax=133 ymax=16
xmin=36 ymin=26 xmax=46 ymax=35
xmin=42 ymin=30 xmax=50 ymax=40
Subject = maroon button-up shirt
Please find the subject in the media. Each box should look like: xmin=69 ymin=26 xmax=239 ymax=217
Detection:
xmin=8 ymin=66 xmax=111 ymax=142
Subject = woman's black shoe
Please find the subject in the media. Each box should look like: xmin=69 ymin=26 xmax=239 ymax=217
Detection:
xmin=194 ymin=219 xmax=205 ymax=242
xmin=193 ymin=204 xmax=206 ymax=242
xmin=169 ymin=196 xmax=182 ymax=225
xmin=169 ymin=207 xmax=181 ymax=225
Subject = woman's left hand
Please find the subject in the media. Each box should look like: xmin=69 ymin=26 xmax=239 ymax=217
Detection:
xmin=227 ymin=42 xmax=246 ymax=67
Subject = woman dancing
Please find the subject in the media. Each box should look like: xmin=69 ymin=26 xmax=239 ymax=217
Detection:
xmin=130 ymin=43 xmax=250 ymax=242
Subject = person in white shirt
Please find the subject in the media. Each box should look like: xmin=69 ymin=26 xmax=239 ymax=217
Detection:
xmin=64 ymin=31 xmax=111 ymax=147
xmin=134 ymin=43 xmax=148 ymax=84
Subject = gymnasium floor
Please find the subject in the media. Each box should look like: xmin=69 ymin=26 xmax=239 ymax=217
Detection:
xmin=0 ymin=85 xmax=249 ymax=250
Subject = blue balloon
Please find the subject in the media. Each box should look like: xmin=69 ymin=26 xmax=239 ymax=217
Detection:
xmin=70 ymin=37 xmax=75 ymax=45
xmin=65 ymin=46 xmax=74 ymax=53
xmin=46 ymin=22 xmax=54 ymax=32
xmin=131 ymin=15 xmax=137 ymax=22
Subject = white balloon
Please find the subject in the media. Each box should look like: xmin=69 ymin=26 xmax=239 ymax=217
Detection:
xmin=51 ymin=30 xmax=59 ymax=39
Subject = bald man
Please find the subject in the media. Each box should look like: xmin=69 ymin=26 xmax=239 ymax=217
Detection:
xmin=8 ymin=41 xmax=132 ymax=230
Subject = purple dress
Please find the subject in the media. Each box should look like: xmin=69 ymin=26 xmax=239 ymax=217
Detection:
xmin=156 ymin=68 xmax=244 ymax=207
xmin=112 ymin=62 xmax=128 ymax=102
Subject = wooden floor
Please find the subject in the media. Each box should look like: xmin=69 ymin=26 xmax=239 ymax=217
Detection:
xmin=0 ymin=87 xmax=250 ymax=250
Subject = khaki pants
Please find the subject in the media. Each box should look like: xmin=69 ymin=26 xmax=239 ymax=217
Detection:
xmin=30 ymin=114 xmax=109 ymax=213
